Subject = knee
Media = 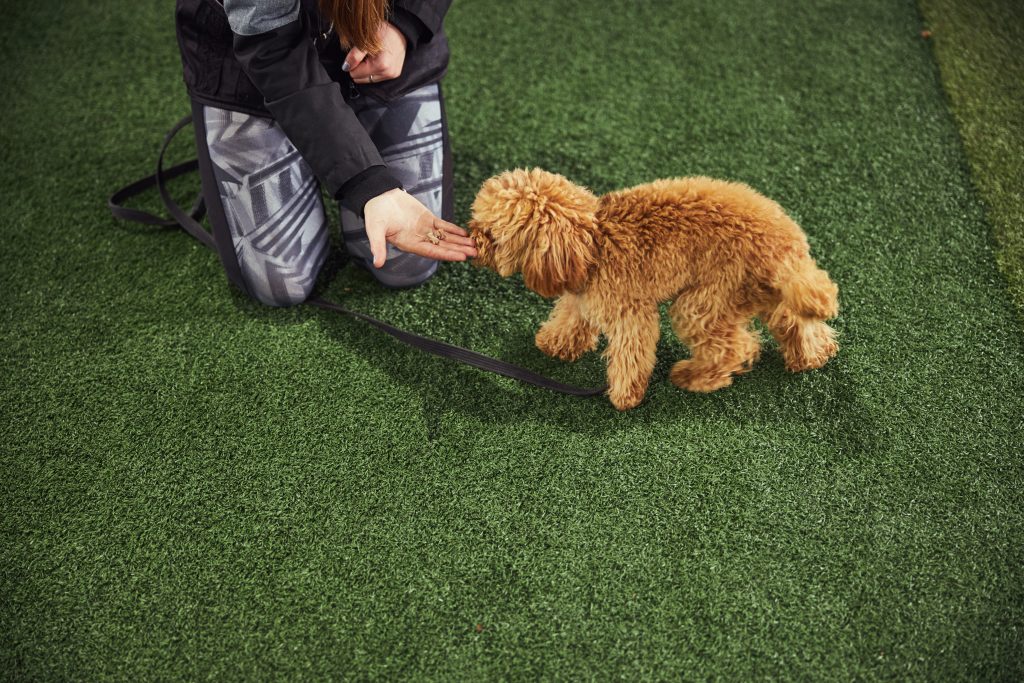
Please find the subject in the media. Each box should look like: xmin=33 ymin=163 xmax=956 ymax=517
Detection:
xmin=246 ymin=274 xmax=317 ymax=307
xmin=240 ymin=252 xmax=325 ymax=307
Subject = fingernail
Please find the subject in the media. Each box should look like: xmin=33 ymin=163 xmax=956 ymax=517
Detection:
xmin=342 ymin=62 xmax=351 ymax=72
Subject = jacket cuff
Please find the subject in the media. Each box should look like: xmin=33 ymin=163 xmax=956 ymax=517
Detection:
xmin=388 ymin=8 xmax=429 ymax=49
xmin=336 ymin=166 xmax=404 ymax=216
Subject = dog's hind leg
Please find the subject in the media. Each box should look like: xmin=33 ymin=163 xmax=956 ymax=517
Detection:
xmin=535 ymin=293 xmax=600 ymax=361
xmin=668 ymin=296 xmax=761 ymax=393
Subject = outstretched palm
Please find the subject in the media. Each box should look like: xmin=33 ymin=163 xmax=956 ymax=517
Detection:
xmin=363 ymin=188 xmax=477 ymax=267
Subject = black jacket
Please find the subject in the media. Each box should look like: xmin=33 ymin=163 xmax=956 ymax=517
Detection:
xmin=175 ymin=0 xmax=451 ymax=214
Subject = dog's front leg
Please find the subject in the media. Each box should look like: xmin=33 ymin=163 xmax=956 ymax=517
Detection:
xmin=535 ymin=293 xmax=599 ymax=362
xmin=599 ymin=303 xmax=660 ymax=410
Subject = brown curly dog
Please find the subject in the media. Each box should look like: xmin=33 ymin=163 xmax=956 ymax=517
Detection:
xmin=469 ymin=169 xmax=839 ymax=410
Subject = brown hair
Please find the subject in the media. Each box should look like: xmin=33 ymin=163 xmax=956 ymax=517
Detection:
xmin=318 ymin=0 xmax=389 ymax=54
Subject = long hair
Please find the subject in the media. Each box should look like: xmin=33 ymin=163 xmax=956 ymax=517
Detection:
xmin=318 ymin=0 xmax=389 ymax=54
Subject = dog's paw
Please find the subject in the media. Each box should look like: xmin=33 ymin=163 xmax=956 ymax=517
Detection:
xmin=535 ymin=325 xmax=595 ymax=362
xmin=784 ymin=325 xmax=838 ymax=372
xmin=785 ymin=341 xmax=838 ymax=372
xmin=606 ymin=377 xmax=650 ymax=411
xmin=608 ymin=388 xmax=644 ymax=411
xmin=670 ymin=360 xmax=734 ymax=393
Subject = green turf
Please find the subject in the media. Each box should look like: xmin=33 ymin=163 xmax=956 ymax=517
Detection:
xmin=2 ymin=0 xmax=1023 ymax=679
xmin=917 ymin=0 xmax=1024 ymax=318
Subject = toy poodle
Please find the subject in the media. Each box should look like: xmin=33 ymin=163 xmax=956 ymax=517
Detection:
xmin=469 ymin=168 xmax=839 ymax=410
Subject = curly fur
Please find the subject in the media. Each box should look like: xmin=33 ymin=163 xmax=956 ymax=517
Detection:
xmin=470 ymin=168 xmax=839 ymax=410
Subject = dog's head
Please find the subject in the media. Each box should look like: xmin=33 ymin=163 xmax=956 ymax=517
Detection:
xmin=469 ymin=168 xmax=600 ymax=298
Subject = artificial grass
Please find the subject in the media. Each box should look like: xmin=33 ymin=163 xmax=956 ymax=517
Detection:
xmin=918 ymin=0 xmax=1024 ymax=317
xmin=1 ymin=0 xmax=1022 ymax=680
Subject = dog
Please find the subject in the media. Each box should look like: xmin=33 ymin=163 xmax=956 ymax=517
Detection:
xmin=469 ymin=168 xmax=839 ymax=410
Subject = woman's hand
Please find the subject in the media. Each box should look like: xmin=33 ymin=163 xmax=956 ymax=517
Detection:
xmin=345 ymin=22 xmax=408 ymax=84
xmin=363 ymin=189 xmax=477 ymax=267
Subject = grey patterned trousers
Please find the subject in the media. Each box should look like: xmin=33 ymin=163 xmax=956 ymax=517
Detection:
xmin=194 ymin=83 xmax=450 ymax=306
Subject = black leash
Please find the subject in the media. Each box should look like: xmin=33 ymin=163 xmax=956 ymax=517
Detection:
xmin=108 ymin=115 xmax=607 ymax=398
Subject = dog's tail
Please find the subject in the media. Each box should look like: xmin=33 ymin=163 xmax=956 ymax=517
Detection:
xmin=776 ymin=257 xmax=839 ymax=320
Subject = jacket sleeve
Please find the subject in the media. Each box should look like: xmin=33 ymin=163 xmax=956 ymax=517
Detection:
xmin=224 ymin=0 xmax=402 ymax=215
xmin=389 ymin=0 xmax=451 ymax=48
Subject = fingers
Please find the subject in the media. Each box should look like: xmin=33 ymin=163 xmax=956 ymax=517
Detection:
xmin=434 ymin=230 xmax=477 ymax=249
xmin=342 ymin=48 xmax=366 ymax=74
xmin=351 ymin=62 xmax=402 ymax=84
xmin=349 ymin=58 xmax=375 ymax=81
xmin=430 ymin=217 xmax=477 ymax=250
xmin=432 ymin=216 xmax=470 ymax=238
xmin=366 ymin=223 xmax=389 ymax=268
xmin=346 ymin=49 xmax=383 ymax=85
xmin=415 ymin=242 xmax=475 ymax=263
xmin=425 ymin=235 xmax=477 ymax=258
xmin=436 ymin=240 xmax=478 ymax=257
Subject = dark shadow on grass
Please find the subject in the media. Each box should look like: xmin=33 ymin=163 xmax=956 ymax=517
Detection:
xmin=313 ymin=304 xmax=626 ymax=438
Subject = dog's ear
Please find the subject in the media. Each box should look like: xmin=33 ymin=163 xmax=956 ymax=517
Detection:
xmin=519 ymin=170 xmax=601 ymax=298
